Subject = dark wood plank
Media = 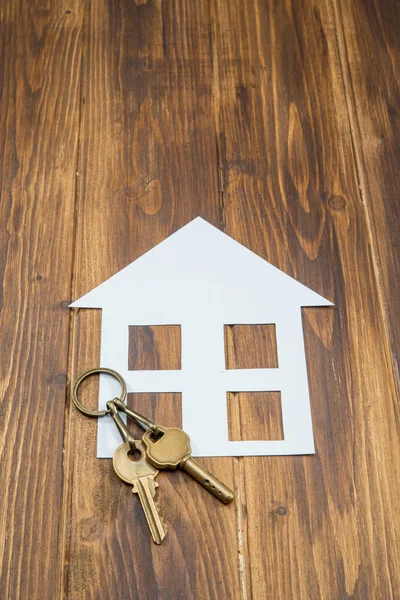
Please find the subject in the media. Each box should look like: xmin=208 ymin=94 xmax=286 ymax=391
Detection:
xmin=213 ymin=0 xmax=400 ymax=598
xmin=65 ymin=1 xmax=240 ymax=598
xmin=335 ymin=0 xmax=400 ymax=384
xmin=0 ymin=1 xmax=83 ymax=598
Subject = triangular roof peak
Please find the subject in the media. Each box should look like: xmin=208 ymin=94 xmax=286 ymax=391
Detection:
xmin=70 ymin=217 xmax=333 ymax=310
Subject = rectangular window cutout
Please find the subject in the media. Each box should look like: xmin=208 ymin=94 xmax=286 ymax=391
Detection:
xmin=127 ymin=393 xmax=182 ymax=435
xmin=128 ymin=325 xmax=181 ymax=370
xmin=227 ymin=391 xmax=284 ymax=441
xmin=224 ymin=324 xmax=278 ymax=369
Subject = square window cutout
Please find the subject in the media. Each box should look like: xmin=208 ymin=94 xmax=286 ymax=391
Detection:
xmin=128 ymin=325 xmax=181 ymax=370
xmin=224 ymin=324 xmax=278 ymax=369
xmin=227 ymin=391 xmax=284 ymax=441
xmin=127 ymin=393 xmax=182 ymax=434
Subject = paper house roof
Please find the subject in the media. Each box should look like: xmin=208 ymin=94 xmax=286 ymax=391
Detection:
xmin=70 ymin=217 xmax=332 ymax=323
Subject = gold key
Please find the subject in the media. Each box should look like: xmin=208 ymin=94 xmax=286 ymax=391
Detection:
xmin=142 ymin=426 xmax=234 ymax=505
xmin=113 ymin=440 xmax=167 ymax=544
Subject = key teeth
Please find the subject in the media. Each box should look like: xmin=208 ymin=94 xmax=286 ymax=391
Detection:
xmin=155 ymin=498 xmax=168 ymax=533
xmin=161 ymin=516 xmax=167 ymax=533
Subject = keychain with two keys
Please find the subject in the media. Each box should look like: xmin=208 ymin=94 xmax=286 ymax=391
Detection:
xmin=72 ymin=367 xmax=234 ymax=544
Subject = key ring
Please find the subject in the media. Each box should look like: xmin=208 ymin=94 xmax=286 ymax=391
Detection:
xmin=72 ymin=367 xmax=127 ymax=417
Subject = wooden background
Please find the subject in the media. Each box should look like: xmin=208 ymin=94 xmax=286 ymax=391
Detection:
xmin=1 ymin=0 xmax=399 ymax=598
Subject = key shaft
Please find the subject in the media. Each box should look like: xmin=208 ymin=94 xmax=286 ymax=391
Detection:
xmin=181 ymin=457 xmax=234 ymax=505
xmin=142 ymin=426 xmax=234 ymax=504
xmin=113 ymin=441 xmax=167 ymax=544
xmin=133 ymin=476 xmax=166 ymax=545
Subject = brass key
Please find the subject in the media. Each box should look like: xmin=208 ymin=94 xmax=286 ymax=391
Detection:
xmin=113 ymin=440 xmax=167 ymax=544
xmin=142 ymin=426 xmax=234 ymax=505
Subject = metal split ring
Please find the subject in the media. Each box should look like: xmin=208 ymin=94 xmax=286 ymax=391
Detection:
xmin=72 ymin=367 xmax=127 ymax=417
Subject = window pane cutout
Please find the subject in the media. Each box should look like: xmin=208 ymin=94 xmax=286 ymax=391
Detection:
xmin=128 ymin=325 xmax=181 ymax=370
xmin=224 ymin=324 xmax=279 ymax=369
xmin=127 ymin=393 xmax=182 ymax=431
xmin=227 ymin=391 xmax=284 ymax=441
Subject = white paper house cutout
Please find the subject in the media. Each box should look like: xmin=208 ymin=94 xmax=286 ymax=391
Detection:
xmin=71 ymin=217 xmax=333 ymax=458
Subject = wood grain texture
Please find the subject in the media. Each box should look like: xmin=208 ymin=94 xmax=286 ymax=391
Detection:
xmin=0 ymin=1 xmax=83 ymax=599
xmin=213 ymin=0 xmax=400 ymax=598
xmin=334 ymin=0 xmax=400 ymax=386
xmin=65 ymin=1 xmax=239 ymax=598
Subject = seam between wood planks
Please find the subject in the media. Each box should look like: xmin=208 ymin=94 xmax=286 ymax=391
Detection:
xmin=57 ymin=4 xmax=87 ymax=597
xmin=331 ymin=0 xmax=400 ymax=399
xmin=235 ymin=458 xmax=250 ymax=600
xmin=210 ymin=0 xmax=226 ymax=230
